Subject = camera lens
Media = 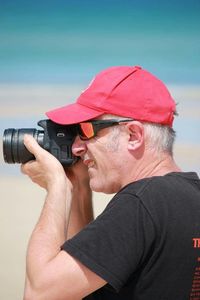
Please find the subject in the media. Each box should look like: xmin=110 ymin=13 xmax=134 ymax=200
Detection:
xmin=3 ymin=128 xmax=44 ymax=164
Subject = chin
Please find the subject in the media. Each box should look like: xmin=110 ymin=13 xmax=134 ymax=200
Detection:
xmin=89 ymin=180 xmax=120 ymax=194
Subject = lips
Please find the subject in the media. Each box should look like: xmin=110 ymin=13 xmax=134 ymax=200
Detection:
xmin=83 ymin=158 xmax=95 ymax=168
xmin=88 ymin=161 xmax=95 ymax=168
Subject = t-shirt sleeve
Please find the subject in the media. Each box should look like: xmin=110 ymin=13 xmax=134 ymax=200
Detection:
xmin=61 ymin=192 xmax=156 ymax=292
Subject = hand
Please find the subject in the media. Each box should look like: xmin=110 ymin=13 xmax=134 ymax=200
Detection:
xmin=64 ymin=159 xmax=90 ymax=189
xmin=21 ymin=134 xmax=68 ymax=191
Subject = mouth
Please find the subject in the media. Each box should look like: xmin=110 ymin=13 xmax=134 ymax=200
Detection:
xmin=83 ymin=158 xmax=95 ymax=169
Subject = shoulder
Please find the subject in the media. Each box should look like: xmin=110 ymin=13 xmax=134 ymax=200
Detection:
xmin=116 ymin=171 xmax=199 ymax=200
xmin=107 ymin=172 xmax=199 ymax=224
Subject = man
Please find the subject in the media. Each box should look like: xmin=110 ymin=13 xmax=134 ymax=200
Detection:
xmin=22 ymin=66 xmax=200 ymax=300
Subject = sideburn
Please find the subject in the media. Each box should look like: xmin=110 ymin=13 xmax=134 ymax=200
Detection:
xmin=105 ymin=126 xmax=121 ymax=152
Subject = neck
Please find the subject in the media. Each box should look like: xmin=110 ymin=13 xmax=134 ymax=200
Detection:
xmin=122 ymin=151 xmax=181 ymax=187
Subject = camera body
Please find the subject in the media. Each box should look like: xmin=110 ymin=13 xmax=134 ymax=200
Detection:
xmin=3 ymin=119 xmax=78 ymax=166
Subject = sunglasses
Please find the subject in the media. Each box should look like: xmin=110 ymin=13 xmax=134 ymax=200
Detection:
xmin=77 ymin=119 xmax=133 ymax=140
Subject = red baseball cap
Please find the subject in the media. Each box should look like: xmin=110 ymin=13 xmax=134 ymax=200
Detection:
xmin=46 ymin=66 xmax=176 ymax=127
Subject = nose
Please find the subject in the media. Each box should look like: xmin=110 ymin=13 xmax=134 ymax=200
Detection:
xmin=72 ymin=136 xmax=87 ymax=157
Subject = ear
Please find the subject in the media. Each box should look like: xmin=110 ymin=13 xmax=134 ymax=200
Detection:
xmin=126 ymin=121 xmax=145 ymax=151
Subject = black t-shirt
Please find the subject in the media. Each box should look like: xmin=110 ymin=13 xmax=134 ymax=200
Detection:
xmin=61 ymin=172 xmax=200 ymax=299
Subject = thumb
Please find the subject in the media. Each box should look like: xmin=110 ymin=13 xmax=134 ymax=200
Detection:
xmin=23 ymin=134 xmax=43 ymax=158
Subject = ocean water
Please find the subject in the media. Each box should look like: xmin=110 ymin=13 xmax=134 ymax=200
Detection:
xmin=0 ymin=0 xmax=199 ymax=84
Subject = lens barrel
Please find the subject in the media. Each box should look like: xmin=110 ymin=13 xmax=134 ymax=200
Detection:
xmin=3 ymin=129 xmax=44 ymax=164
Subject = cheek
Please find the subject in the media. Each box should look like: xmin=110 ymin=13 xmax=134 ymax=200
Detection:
xmin=89 ymin=152 xmax=124 ymax=193
xmin=95 ymin=144 xmax=122 ymax=176
xmin=89 ymin=133 xmax=124 ymax=174
xmin=97 ymin=156 xmax=121 ymax=184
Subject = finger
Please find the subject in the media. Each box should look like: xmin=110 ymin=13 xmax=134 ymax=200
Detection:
xmin=21 ymin=159 xmax=35 ymax=174
xmin=23 ymin=134 xmax=44 ymax=159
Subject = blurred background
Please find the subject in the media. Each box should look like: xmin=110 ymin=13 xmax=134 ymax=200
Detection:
xmin=0 ymin=0 xmax=200 ymax=299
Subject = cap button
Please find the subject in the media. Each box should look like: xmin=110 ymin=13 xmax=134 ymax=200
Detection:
xmin=134 ymin=66 xmax=142 ymax=70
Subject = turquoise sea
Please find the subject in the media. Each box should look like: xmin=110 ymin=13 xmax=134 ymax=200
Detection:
xmin=0 ymin=0 xmax=200 ymax=84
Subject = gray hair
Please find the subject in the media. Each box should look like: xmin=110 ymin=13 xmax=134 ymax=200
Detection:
xmin=102 ymin=114 xmax=176 ymax=155
xmin=143 ymin=122 xmax=176 ymax=155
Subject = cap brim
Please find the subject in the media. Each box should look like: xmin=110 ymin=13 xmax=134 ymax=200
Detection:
xmin=46 ymin=102 xmax=104 ymax=125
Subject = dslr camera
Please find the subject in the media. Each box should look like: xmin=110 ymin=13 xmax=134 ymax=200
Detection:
xmin=3 ymin=119 xmax=78 ymax=166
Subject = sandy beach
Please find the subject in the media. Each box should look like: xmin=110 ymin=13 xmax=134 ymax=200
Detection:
xmin=0 ymin=84 xmax=200 ymax=299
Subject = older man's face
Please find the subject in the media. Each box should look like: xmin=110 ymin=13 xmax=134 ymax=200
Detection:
xmin=72 ymin=123 xmax=130 ymax=194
